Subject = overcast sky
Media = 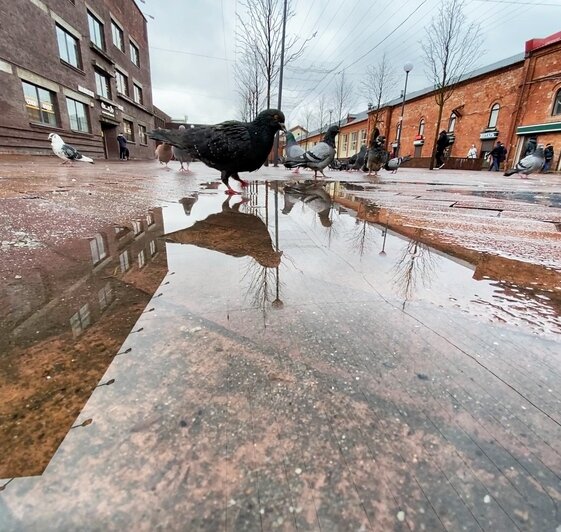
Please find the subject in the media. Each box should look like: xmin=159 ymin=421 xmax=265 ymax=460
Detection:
xmin=140 ymin=0 xmax=561 ymax=128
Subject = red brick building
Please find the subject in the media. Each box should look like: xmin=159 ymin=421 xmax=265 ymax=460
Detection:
xmin=299 ymin=30 xmax=561 ymax=171
xmin=0 ymin=0 xmax=155 ymax=159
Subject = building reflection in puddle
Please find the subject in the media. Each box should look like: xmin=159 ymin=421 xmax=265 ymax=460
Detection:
xmin=0 ymin=208 xmax=168 ymax=479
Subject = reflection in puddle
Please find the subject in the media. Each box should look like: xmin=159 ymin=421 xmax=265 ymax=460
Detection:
xmin=0 ymin=209 xmax=167 ymax=478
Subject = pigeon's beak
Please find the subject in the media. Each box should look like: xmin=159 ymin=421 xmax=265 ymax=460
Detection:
xmin=279 ymin=123 xmax=286 ymax=132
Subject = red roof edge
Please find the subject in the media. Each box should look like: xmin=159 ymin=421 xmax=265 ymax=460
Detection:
xmin=525 ymin=30 xmax=561 ymax=54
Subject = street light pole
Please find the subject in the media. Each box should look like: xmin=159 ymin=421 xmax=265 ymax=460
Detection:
xmin=395 ymin=62 xmax=413 ymax=158
xmin=273 ymin=0 xmax=288 ymax=167
xmin=328 ymin=109 xmax=333 ymax=126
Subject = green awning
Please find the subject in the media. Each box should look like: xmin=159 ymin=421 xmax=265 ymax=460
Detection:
xmin=516 ymin=122 xmax=561 ymax=135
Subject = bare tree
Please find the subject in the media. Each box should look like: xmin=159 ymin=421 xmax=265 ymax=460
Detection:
xmin=300 ymin=107 xmax=314 ymax=150
xmin=315 ymin=94 xmax=328 ymax=135
xmin=332 ymin=70 xmax=355 ymax=126
xmin=361 ymin=53 xmax=397 ymax=130
xmin=235 ymin=47 xmax=264 ymax=121
xmin=236 ymin=0 xmax=311 ymax=109
xmin=422 ymin=0 xmax=483 ymax=169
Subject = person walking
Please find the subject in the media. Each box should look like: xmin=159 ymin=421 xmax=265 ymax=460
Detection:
xmin=542 ymin=144 xmax=554 ymax=172
xmin=435 ymin=130 xmax=449 ymax=169
xmin=467 ymin=144 xmax=477 ymax=158
xmin=117 ymin=133 xmax=128 ymax=160
xmin=489 ymin=141 xmax=503 ymax=171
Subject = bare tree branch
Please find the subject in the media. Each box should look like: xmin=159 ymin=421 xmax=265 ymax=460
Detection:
xmin=361 ymin=53 xmax=398 ymax=128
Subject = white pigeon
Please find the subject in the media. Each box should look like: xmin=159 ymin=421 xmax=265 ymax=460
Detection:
xmin=504 ymin=145 xmax=545 ymax=178
xmin=284 ymin=125 xmax=339 ymax=178
xmin=48 ymin=133 xmax=94 ymax=164
xmin=172 ymin=125 xmax=193 ymax=172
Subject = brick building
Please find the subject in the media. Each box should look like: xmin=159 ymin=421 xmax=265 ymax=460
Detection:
xmin=0 ymin=0 xmax=155 ymax=159
xmin=298 ymin=30 xmax=561 ymax=171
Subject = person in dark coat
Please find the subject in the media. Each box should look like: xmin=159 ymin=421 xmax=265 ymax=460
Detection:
xmin=117 ymin=133 xmax=128 ymax=160
xmin=435 ymin=130 xmax=449 ymax=169
xmin=542 ymin=144 xmax=554 ymax=172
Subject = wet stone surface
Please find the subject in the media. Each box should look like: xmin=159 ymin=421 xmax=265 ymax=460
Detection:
xmin=1 ymin=161 xmax=561 ymax=530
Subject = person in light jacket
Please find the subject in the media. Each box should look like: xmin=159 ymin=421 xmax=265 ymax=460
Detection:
xmin=467 ymin=144 xmax=477 ymax=158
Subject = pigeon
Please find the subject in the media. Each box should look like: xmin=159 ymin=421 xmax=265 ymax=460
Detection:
xmin=284 ymin=125 xmax=339 ymax=178
xmin=283 ymin=130 xmax=305 ymax=174
xmin=149 ymin=109 xmax=286 ymax=194
xmin=172 ymin=125 xmax=193 ymax=172
xmin=366 ymin=131 xmax=388 ymax=176
xmin=48 ymin=133 xmax=94 ymax=164
xmin=384 ymin=155 xmax=412 ymax=173
xmin=504 ymin=146 xmax=545 ymax=178
xmin=155 ymin=143 xmax=173 ymax=168
xmin=283 ymin=182 xmax=333 ymax=227
xmin=351 ymin=145 xmax=367 ymax=171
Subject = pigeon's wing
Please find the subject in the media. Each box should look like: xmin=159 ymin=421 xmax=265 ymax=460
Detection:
xmin=287 ymin=144 xmax=305 ymax=159
xmin=516 ymin=154 xmax=538 ymax=172
xmin=304 ymin=142 xmax=333 ymax=163
xmin=61 ymin=143 xmax=79 ymax=159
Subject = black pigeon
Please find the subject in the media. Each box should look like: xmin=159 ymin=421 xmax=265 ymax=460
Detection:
xmin=149 ymin=109 xmax=286 ymax=194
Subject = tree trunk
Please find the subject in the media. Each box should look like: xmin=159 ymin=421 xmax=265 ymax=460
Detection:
xmin=429 ymin=98 xmax=445 ymax=170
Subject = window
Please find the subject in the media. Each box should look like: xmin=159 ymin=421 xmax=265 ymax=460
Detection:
xmin=95 ymin=70 xmax=111 ymax=99
xmin=119 ymin=250 xmax=130 ymax=272
xmin=89 ymin=233 xmax=107 ymax=264
xmin=139 ymin=124 xmax=147 ymax=145
xmin=130 ymin=41 xmax=140 ymax=66
xmin=418 ymin=118 xmax=425 ymax=136
xmin=70 ymin=304 xmax=91 ymax=337
xmin=448 ymin=112 xmax=457 ymax=133
xmin=133 ymin=84 xmax=143 ymax=105
xmin=488 ymin=104 xmax=500 ymax=128
xmin=553 ymin=89 xmax=561 ymax=115
xmin=350 ymin=131 xmax=358 ymax=152
xmin=342 ymin=134 xmax=348 ymax=152
xmin=149 ymin=240 xmax=156 ymax=256
xmin=132 ymin=220 xmax=142 ymax=235
xmin=98 ymin=282 xmax=113 ymax=311
xmin=396 ymin=122 xmax=401 ymax=140
xmin=360 ymin=129 xmax=367 ymax=145
xmin=115 ymin=69 xmax=129 ymax=96
xmin=56 ymin=25 xmax=81 ymax=69
xmin=87 ymin=12 xmax=105 ymax=49
xmin=66 ymin=98 xmax=90 ymax=132
xmin=111 ymin=20 xmax=124 ymax=51
xmin=137 ymin=249 xmax=146 ymax=269
xmin=123 ymin=119 xmax=134 ymax=141
xmin=21 ymin=81 xmax=58 ymax=126
xmin=145 ymin=212 xmax=154 ymax=226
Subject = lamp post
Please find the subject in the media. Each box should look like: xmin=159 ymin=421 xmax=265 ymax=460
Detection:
xmin=395 ymin=62 xmax=413 ymax=158
xmin=328 ymin=109 xmax=333 ymax=126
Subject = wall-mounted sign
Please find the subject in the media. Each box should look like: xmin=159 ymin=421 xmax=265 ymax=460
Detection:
xmin=78 ymin=85 xmax=95 ymax=97
xmin=480 ymin=130 xmax=499 ymax=140
xmin=100 ymin=101 xmax=115 ymax=117
xmin=413 ymin=140 xmax=424 ymax=146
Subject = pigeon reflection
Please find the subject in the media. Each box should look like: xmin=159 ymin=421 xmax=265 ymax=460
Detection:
xmin=282 ymin=181 xmax=333 ymax=228
xmin=178 ymin=194 xmax=198 ymax=216
xmin=164 ymin=197 xmax=282 ymax=268
xmin=391 ymin=237 xmax=438 ymax=309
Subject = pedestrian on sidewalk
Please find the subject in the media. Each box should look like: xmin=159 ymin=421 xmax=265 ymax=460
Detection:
xmin=435 ymin=130 xmax=449 ymax=169
xmin=489 ymin=141 xmax=506 ymax=171
xmin=117 ymin=133 xmax=128 ymax=160
xmin=467 ymin=144 xmax=477 ymax=158
xmin=542 ymin=144 xmax=554 ymax=172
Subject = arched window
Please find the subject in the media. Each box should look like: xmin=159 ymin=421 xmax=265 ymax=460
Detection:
xmin=553 ymin=89 xmax=561 ymax=115
xmin=418 ymin=118 xmax=425 ymax=136
xmin=448 ymin=112 xmax=457 ymax=133
xmin=488 ymin=103 xmax=500 ymax=128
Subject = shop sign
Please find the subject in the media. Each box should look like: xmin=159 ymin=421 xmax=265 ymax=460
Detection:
xmin=480 ymin=130 xmax=499 ymax=140
xmin=413 ymin=140 xmax=424 ymax=146
xmin=100 ymin=101 xmax=115 ymax=117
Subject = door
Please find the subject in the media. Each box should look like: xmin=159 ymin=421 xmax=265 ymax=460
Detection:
xmin=414 ymin=145 xmax=423 ymax=157
xmin=101 ymin=123 xmax=119 ymax=159
xmin=480 ymin=139 xmax=495 ymax=168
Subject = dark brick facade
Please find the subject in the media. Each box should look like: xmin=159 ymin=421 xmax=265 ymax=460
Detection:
xmin=0 ymin=0 xmax=155 ymax=159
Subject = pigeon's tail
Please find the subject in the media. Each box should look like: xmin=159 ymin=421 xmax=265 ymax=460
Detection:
xmin=149 ymin=129 xmax=190 ymax=150
xmin=77 ymin=154 xmax=94 ymax=164
xmin=504 ymin=168 xmax=517 ymax=176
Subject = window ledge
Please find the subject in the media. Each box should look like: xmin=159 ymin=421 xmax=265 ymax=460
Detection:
xmin=117 ymin=93 xmax=149 ymax=112
xmin=90 ymin=43 xmax=115 ymax=64
xmin=30 ymin=122 xmax=63 ymax=131
xmin=60 ymin=59 xmax=85 ymax=76
xmin=96 ymin=95 xmax=118 ymax=106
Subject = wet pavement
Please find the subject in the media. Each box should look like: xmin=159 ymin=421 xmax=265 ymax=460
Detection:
xmin=1 ymin=157 xmax=561 ymax=530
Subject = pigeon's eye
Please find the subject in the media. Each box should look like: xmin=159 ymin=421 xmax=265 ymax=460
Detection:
xmin=274 ymin=114 xmax=279 ymax=121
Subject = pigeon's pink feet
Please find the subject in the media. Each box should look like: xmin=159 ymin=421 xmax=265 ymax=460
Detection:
xmin=240 ymin=179 xmax=249 ymax=188
xmin=225 ymin=188 xmax=240 ymax=195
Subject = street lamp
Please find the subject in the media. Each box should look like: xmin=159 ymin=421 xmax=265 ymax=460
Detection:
xmin=395 ymin=62 xmax=413 ymax=158
xmin=329 ymin=109 xmax=333 ymax=126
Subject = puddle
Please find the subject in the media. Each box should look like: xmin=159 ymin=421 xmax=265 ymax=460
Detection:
xmin=1 ymin=180 xmax=560 ymax=529
xmin=460 ymin=189 xmax=561 ymax=208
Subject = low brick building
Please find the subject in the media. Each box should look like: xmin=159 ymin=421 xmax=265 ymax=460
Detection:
xmin=299 ymin=30 xmax=561 ymax=171
xmin=0 ymin=0 xmax=155 ymax=159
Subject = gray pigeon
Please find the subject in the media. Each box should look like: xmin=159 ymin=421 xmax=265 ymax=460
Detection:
xmin=384 ymin=155 xmax=412 ymax=173
xmin=351 ymin=144 xmax=367 ymax=171
xmin=283 ymin=130 xmax=306 ymax=174
xmin=504 ymin=146 xmax=545 ymax=178
xmin=284 ymin=125 xmax=339 ymax=178
xmin=172 ymin=125 xmax=193 ymax=172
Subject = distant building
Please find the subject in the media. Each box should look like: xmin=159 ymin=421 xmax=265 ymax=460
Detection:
xmin=300 ymin=30 xmax=561 ymax=171
xmin=0 ymin=0 xmax=156 ymax=159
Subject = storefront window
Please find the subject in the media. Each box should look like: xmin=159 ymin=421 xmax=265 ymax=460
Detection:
xmin=21 ymin=81 xmax=58 ymax=126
